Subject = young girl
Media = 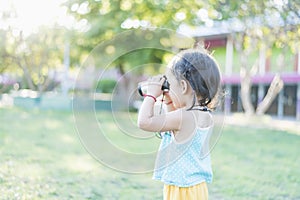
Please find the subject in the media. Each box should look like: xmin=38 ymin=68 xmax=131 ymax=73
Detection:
xmin=137 ymin=48 xmax=221 ymax=200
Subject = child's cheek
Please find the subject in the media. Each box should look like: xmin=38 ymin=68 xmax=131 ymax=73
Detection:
xmin=169 ymin=90 xmax=179 ymax=108
xmin=168 ymin=90 xmax=175 ymax=101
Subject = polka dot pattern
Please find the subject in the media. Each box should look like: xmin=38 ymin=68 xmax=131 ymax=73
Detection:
xmin=153 ymin=128 xmax=213 ymax=187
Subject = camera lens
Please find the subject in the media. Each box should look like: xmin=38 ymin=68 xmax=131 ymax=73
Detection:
xmin=161 ymin=79 xmax=169 ymax=92
xmin=137 ymin=77 xmax=169 ymax=97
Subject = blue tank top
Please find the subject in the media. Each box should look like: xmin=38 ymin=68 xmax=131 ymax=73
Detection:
xmin=153 ymin=127 xmax=213 ymax=187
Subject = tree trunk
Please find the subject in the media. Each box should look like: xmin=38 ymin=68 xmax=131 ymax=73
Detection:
xmin=256 ymin=52 xmax=285 ymax=115
xmin=19 ymin=60 xmax=36 ymax=91
xmin=240 ymin=53 xmax=255 ymax=115
xmin=256 ymin=74 xmax=284 ymax=115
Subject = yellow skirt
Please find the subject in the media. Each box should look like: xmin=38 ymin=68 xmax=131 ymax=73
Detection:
xmin=163 ymin=182 xmax=208 ymax=200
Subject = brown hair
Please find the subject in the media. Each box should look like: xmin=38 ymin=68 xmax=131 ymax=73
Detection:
xmin=170 ymin=48 xmax=221 ymax=111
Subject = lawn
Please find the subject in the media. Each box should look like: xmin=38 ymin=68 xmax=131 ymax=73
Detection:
xmin=0 ymin=107 xmax=299 ymax=200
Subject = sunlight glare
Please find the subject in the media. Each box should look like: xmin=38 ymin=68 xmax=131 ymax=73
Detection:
xmin=0 ymin=0 xmax=72 ymax=35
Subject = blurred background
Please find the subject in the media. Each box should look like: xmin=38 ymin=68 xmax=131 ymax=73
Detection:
xmin=0 ymin=0 xmax=300 ymax=199
xmin=0 ymin=0 xmax=299 ymax=118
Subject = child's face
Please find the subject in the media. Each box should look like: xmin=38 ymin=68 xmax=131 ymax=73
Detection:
xmin=165 ymin=68 xmax=184 ymax=109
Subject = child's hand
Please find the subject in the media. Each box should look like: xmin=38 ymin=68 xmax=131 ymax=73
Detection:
xmin=146 ymin=75 xmax=166 ymax=97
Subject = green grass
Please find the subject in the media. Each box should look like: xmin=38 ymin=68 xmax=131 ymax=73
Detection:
xmin=0 ymin=107 xmax=299 ymax=199
xmin=211 ymin=126 xmax=300 ymax=200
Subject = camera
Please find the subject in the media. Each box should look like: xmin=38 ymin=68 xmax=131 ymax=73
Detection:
xmin=138 ymin=76 xmax=170 ymax=97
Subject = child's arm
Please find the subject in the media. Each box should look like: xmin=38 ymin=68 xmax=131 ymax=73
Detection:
xmin=137 ymin=76 xmax=181 ymax=132
xmin=137 ymin=98 xmax=181 ymax=132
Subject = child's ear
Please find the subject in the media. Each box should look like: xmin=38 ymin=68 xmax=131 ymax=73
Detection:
xmin=180 ymin=80 xmax=188 ymax=94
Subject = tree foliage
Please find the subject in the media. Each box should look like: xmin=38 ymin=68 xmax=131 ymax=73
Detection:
xmin=63 ymin=0 xmax=211 ymax=74
xmin=64 ymin=0 xmax=300 ymax=114
xmin=0 ymin=26 xmax=67 ymax=93
xmin=221 ymin=1 xmax=300 ymax=115
xmin=0 ymin=3 xmax=73 ymax=94
xmin=1 ymin=0 xmax=300 ymax=114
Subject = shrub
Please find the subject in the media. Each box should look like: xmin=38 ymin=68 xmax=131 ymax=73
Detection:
xmin=95 ymin=79 xmax=117 ymax=93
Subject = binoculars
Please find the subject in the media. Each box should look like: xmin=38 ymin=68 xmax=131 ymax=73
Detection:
xmin=138 ymin=76 xmax=170 ymax=97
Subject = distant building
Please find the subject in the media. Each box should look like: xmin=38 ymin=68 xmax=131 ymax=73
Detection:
xmin=179 ymin=22 xmax=300 ymax=119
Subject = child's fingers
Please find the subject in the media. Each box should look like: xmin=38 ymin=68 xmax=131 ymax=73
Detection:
xmin=159 ymin=75 xmax=166 ymax=85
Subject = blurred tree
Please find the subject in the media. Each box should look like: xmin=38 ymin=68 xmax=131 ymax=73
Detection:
xmin=211 ymin=0 xmax=300 ymax=115
xmin=0 ymin=30 xmax=10 ymax=75
xmin=66 ymin=0 xmax=300 ymax=113
xmin=64 ymin=0 xmax=202 ymax=103
xmin=0 ymin=26 xmax=67 ymax=94
xmin=64 ymin=0 xmax=206 ymax=50
xmin=0 ymin=3 xmax=73 ymax=95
